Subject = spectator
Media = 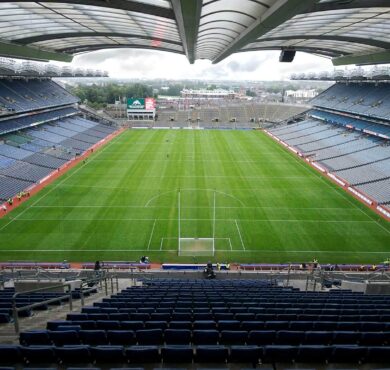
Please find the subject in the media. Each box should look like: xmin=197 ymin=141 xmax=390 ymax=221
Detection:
xmin=94 ymin=260 xmax=101 ymax=271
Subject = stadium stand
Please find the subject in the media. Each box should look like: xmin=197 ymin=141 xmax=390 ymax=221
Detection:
xmin=269 ymin=82 xmax=390 ymax=206
xmin=2 ymin=278 xmax=389 ymax=367
xmin=311 ymin=82 xmax=390 ymax=121
xmin=155 ymin=103 xmax=307 ymax=128
xmin=0 ymin=79 xmax=78 ymax=115
xmin=0 ymin=77 xmax=117 ymax=202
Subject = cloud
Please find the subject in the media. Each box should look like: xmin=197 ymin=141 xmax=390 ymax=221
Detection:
xmin=63 ymin=47 xmax=334 ymax=81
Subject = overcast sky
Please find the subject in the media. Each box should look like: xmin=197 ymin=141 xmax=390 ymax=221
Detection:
xmin=60 ymin=49 xmax=337 ymax=81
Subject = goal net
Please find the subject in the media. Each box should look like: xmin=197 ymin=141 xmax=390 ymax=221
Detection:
xmin=178 ymin=238 xmax=214 ymax=256
xmin=177 ymin=191 xmax=216 ymax=257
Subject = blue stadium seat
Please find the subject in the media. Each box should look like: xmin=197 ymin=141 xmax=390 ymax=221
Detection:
xmin=220 ymin=330 xmax=247 ymax=345
xmin=193 ymin=320 xmax=217 ymax=330
xmin=55 ymin=345 xmax=91 ymax=365
xmin=161 ymin=345 xmax=193 ymax=363
xmin=289 ymin=321 xmax=314 ymax=331
xmin=79 ymin=330 xmax=108 ymax=345
xmin=218 ymin=320 xmax=240 ymax=331
xmin=296 ymin=345 xmax=332 ymax=363
xmin=90 ymin=345 xmax=125 ymax=363
xmin=276 ymin=330 xmax=304 ymax=345
xmin=360 ymin=331 xmax=387 ymax=346
xmin=20 ymin=330 xmax=51 ymax=346
xmin=21 ymin=346 xmax=56 ymax=364
xmin=332 ymin=331 xmax=360 ymax=344
xmin=0 ymin=345 xmax=22 ymax=364
xmin=329 ymin=345 xmax=366 ymax=363
xmin=150 ymin=313 xmax=170 ymax=321
xmin=304 ymin=331 xmax=333 ymax=345
xmin=71 ymin=320 xmax=95 ymax=330
xmin=96 ymin=320 xmax=121 ymax=330
xmin=144 ymin=321 xmax=168 ymax=330
xmin=120 ymin=321 xmax=144 ymax=331
xmin=263 ymin=345 xmax=297 ymax=363
xmin=247 ymin=330 xmax=276 ymax=345
xmin=229 ymin=345 xmax=261 ymax=364
xmin=136 ymin=329 xmax=163 ymax=345
xmin=108 ymin=313 xmax=129 ymax=321
xmin=240 ymin=321 xmax=265 ymax=331
xmin=195 ymin=345 xmax=228 ymax=363
xmin=106 ymin=330 xmax=136 ymax=345
xmin=164 ymin=329 xmax=191 ymax=345
xmin=169 ymin=321 xmax=192 ymax=330
xmin=193 ymin=330 xmax=219 ymax=345
xmin=365 ymin=346 xmax=390 ymax=363
xmin=125 ymin=346 xmax=160 ymax=363
xmin=49 ymin=330 xmax=80 ymax=346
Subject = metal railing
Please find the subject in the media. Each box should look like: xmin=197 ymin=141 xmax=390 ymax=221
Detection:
xmin=12 ymin=282 xmax=74 ymax=334
xmin=11 ymin=272 xmax=119 ymax=334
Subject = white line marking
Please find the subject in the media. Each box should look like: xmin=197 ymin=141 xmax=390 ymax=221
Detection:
xmin=0 ymin=133 xmax=124 ymax=233
xmin=235 ymin=219 xmax=246 ymax=250
xmin=144 ymin=188 xmax=245 ymax=208
xmin=1 ymin=249 xmax=388 ymax=254
xmin=14 ymin=218 xmax=377 ymax=223
xmin=31 ymin=205 xmax=358 ymax=211
xmin=147 ymin=219 xmax=156 ymax=250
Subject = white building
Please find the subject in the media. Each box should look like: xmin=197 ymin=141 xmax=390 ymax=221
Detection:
xmin=285 ymin=89 xmax=317 ymax=99
xmin=181 ymin=88 xmax=237 ymax=99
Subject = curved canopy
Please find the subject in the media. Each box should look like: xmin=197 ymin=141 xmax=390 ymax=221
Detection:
xmin=0 ymin=0 xmax=389 ymax=65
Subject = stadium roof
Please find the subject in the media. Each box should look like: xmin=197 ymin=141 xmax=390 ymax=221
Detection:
xmin=0 ymin=0 xmax=389 ymax=66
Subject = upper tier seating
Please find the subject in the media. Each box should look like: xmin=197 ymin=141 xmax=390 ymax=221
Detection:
xmin=311 ymin=109 xmax=390 ymax=138
xmin=311 ymin=82 xmax=390 ymax=121
xmin=8 ymin=278 xmax=390 ymax=367
xmin=0 ymin=107 xmax=78 ymax=135
xmin=0 ymin=79 xmax=78 ymax=115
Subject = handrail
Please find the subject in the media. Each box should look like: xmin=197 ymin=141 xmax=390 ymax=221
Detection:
xmin=78 ymin=272 xmax=120 ymax=306
xmin=12 ymin=282 xmax=73 ymax=334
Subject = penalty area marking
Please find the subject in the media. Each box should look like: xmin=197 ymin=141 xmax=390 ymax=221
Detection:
xmin=144 ymin=188 xmax=246 ymax=208
xmin=235 ymin=219 xmax=246 ymax=251
xmin=147 ymin=219 xmax=156 ymax=250
xmin=158 ymin=237 xmax=232 ymax=251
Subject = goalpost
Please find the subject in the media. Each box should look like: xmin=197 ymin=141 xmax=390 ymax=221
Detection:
xmin=177 ymin=190 xmax=216 ymax=256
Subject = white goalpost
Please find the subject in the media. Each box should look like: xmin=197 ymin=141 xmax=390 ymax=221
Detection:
xmin=177 ymin=190 xmax=216 ymax=256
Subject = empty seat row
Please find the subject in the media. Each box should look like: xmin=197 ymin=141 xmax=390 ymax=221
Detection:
xmin=82 ymin=308 xmax=390 ymax=319
xmin=21 ymin=328 xmax=390 ymax=346
xmin=57 ymin=317 xmax=390 ymax=332
xmin=2 ymin=344 xmax=390 ymax=365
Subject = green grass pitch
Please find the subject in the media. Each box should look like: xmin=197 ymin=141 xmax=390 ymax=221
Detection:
xmin=0 ymin=129 xmax=389 ymax=263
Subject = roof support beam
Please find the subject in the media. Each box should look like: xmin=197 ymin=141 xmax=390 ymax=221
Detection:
xmin=10 ymin=0 xmax=174 ymax=19
xmin=16 ymin=33 xmax=182 ymax=47
xmin=212 ymin=0 xmax=320 ymax=64
xmin=253 ymin=35 xmax=390 ymax=50
xmin=303 ymin=0 xmax=390 ymax=13
xmin=60 ymin=44 xmax=185 ymax=55
xmin=171 ymin=0 xmax=202 ymax=64
xmin=0 ymin=40 xmax=72 ymax=62
xmin=332 ymin=50 xmax=390 ymax=66
xmin=242 ymin=46 xmax=341 ymax=58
